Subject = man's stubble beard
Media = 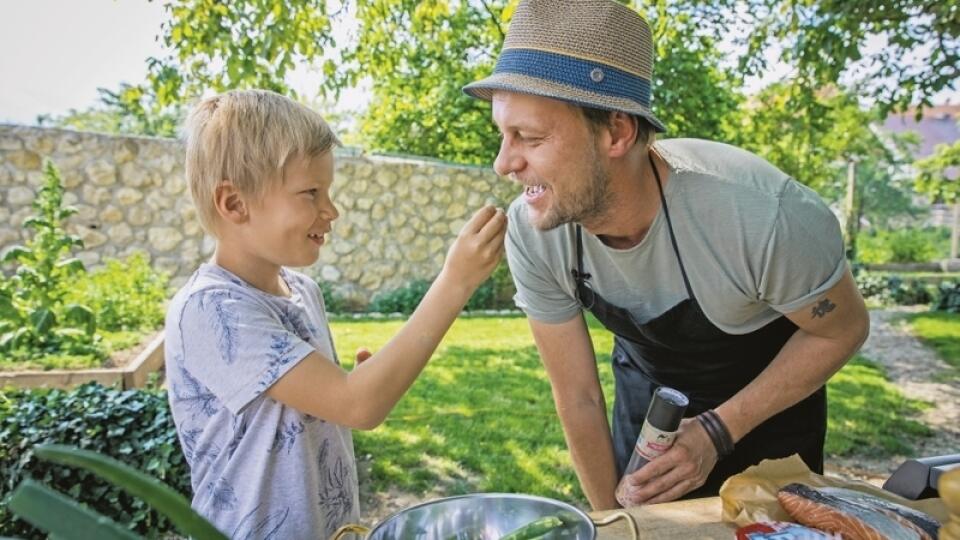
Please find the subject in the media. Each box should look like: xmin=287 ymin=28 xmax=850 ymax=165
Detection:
xmin=534 ymin=143 xmax=614 ymax=231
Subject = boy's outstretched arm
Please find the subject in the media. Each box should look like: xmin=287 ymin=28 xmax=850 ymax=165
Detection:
xmin=266 ymin=205 xmax=507 ymax=429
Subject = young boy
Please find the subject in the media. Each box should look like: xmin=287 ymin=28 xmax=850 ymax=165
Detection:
xmin=165 ymin=89 xmax=506 ymax=538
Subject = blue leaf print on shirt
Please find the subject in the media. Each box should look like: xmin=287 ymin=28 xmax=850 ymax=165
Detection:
xmin=225 ymin=416 xmax=248 ymax=459
xmin=277 ymin=302 xmax=316 ymax=342
xmin=257 ymin=333 xmax=301 ymax=389
xmin=270 ymin=421 xmax=305 ymax=455
xmin=320 ymin=456 xmax=354 ymax=538
xmin=180 ymin=428 xmax=221 ymax=465
xmin=232 ymin=505 xmax=290 ymax=540
xmin=173 ymin=361 xmax=220 ymax=419
xmin=317 ymin=439 xmax=354 ymax=537
xmin=199 ymin=289 xmax=240 ymax=365
xmin=206 ymin=478 xmax=239 ymax=511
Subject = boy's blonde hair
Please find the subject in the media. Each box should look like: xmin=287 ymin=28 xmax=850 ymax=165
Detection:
xmin=184 ymin=89 xmax=340 ymax=235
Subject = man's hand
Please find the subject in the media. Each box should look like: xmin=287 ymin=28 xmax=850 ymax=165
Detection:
xmin=615 ymin=418 xmax=718 ymax=506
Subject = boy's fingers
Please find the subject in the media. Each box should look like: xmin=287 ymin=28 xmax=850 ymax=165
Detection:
xmin=475 ymin=207 xmax=507 ymax=243
xmin=463 ymin=205 xmax=498 ymax=235
xmin=355 ymin=347 xmax=372 ymax=364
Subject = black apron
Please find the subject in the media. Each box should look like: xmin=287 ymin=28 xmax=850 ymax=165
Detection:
xmin=572 ymin=153 xmax=826 ymax=498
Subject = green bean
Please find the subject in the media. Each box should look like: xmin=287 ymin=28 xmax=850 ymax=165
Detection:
xmin=498 ymin=515 xmax=565 ymax=540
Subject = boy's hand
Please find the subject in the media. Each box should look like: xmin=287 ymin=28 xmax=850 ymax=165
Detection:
xmin=442 ymin=205 xmax=507 ymax=290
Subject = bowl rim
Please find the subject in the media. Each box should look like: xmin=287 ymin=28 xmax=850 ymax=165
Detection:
xmin=366 ymin=492 xmax=595 ymax=535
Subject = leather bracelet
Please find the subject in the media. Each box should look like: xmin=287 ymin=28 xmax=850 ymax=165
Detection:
xmin=697 ymin=409 xmax=735 ymax=458
xmin=704 ymin=409 xmax=735 ymax=456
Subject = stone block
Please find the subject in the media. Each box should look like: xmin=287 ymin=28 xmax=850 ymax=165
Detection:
xmin=7 ymin=186 xmax=35 ymax=205
xmin=6 ymin=149 xmax=41 ymax=170
xmin=148 ymin=227 xmax=184 ymax=252
xmin=116 ymin=187 xmax=144 ymax=205
xmin=85 ymin=160 xmax=117 ymax=186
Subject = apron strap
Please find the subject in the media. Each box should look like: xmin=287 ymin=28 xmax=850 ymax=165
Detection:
xmin=571 ymin=151 xmax=696 ymax=301
xmin=649 ymin=151 xmax=695 ymax=300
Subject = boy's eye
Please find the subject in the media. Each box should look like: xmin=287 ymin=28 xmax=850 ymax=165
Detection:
xmin=302 ymin=189 xmax=319 ymax=197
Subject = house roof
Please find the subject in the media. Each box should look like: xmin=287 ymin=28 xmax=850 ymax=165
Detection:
xmin=882 ymin=103 xmax=960 ymax=158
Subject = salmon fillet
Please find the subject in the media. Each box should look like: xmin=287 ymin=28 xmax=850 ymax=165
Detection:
xmin=777 ymin=483 xmax=933 ymax=540
xmin=820 ymin=487 xmax=940 ymax=539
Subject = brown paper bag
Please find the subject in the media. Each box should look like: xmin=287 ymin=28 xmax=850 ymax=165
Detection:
xmin=719 ymin=454 xmax=949 ymax=527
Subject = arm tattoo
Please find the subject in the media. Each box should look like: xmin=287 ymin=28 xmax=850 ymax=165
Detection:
xmin=811 ymin=298 xmax=837 ymax=319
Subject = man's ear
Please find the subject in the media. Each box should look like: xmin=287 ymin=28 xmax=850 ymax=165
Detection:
xmin=213 ymin=182 xmax=249 ymax=225
xmin=606 ymin=112 xmax=639 ymax=158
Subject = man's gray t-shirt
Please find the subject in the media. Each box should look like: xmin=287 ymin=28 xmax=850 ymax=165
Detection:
xmin=165 ymin=263 xmax=359 ymax=539
xmin=506 ymin=138 xmax=846 ymax=332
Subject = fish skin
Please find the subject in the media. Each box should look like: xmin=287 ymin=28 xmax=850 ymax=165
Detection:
xmin=778 ymin=483 xmax=929 ymax=540
xmin=820 ymin=487 xmax=939 ymax=539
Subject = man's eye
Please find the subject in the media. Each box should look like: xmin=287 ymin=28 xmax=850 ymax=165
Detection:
xmin=303 ymin=189 xmax=318 ymax=197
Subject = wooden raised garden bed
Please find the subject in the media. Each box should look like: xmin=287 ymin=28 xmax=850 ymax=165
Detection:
xmin=0 ymin=331 xmax=165 ymax=390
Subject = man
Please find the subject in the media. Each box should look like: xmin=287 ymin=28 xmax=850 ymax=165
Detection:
xmin=462 ymin=0 xmax=869 ymax=510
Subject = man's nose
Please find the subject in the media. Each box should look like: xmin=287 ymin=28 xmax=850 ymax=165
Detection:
xmin=493 ymin=139 xmax=524 ymax=177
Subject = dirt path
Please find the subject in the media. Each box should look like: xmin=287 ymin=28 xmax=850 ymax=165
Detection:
xmin=825 ymin=306 xmax=960 ymax=486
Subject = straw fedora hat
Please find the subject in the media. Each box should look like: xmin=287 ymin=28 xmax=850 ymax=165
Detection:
xmin=463 ymin=0 xmax=666 ymax=133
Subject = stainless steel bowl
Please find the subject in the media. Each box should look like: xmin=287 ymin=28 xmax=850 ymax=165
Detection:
xmin=332 ymin=493 xmax=637 ymax=540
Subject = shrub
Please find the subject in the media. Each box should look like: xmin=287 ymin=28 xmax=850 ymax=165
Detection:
xmin=934 ymin=281 xmax=960 ymax=313
xmin=857 ymin=227 xmax=949 ymax=264
xmin=466 ymin=261 xmax=516 ymax=311
xmin=0 ymin=383 xmax=188 ymax=538
xmin=366 ymin=262 xmax=518 ymax=315
xmin=318 ymin=280 xmax=349 ymax=314
xmin=65 ymin=252 xmax=169 ymax=331
xmin=368 ymin=279 xmax=431 ymax=314
xmin=855 ymin=272 xmax=934 ymax=305
xmin=0 ymin=160 xmax=98 ymax=361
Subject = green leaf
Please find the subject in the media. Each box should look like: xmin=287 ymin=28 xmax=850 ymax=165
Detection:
xmin=8 ymin=479 xmax=142 ymax=540
xmin=0 ymin=293 xmax=20 ymax=321
xmin=63 ymin=304 xmax=97 ymax=336
xmin=34 ymin=445 xmax=228 ymax=540
xmin=29 ymin=308 xmax=56 ymax=334
xmin=1 ymin=245 xmax=31 ymax=263
xmin=56 ymin=258 xmax=87 ymax=274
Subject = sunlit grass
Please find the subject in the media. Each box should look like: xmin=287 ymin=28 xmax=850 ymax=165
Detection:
xmin=906 ymin=312 xmax=960 ymax=379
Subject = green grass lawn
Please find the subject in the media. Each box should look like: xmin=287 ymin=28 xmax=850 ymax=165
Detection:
xmin=905 ymin=312 xmax=960 ymax=378
xmin=330 ymin=315 xmax=931 ymax=504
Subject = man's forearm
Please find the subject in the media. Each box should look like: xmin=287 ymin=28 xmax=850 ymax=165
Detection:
xmin=557 ymin=397 xmax=621 ymax=510
xmin=716 ymin=328 xmax=864 ymax=443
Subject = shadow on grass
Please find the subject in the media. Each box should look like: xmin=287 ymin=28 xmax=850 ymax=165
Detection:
xmin=354 ymin=344 xmax=609 ymax=506
xmin=826 ymin=356 xmax=932 ymax=458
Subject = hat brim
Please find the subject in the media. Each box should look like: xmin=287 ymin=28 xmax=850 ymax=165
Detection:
xmin=464 ymin=72 xmax=667 ymax=133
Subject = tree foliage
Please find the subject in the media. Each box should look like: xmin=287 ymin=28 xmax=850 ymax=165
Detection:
xmin=342 ymin=0 xmax=742 ymax=164
xmin=736 ymin=0 xmax=959 ymax=115
xmin=341 ymin=0 xmax=512 ymax=165
xmin=915 ymin=138 xmax=960 ymax=203
xmin=38 ymin=85 xmax=182 ymax=137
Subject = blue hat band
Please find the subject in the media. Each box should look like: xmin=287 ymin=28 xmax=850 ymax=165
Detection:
xmin=493 ymin=48 xmax=652 ymax=109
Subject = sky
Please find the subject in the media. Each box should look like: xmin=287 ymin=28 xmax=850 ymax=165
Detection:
xmin=0 ymin=1 xmax=957 ymax=127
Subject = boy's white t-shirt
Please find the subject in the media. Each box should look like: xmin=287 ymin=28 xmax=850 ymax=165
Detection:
xmin=165 ymin=263 xmax=359 ymax=539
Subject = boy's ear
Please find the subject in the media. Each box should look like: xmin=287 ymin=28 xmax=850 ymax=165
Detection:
xmin=214 ymin=181 xmax=249 ymax=225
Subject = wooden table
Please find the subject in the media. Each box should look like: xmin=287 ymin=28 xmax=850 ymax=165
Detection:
xmin=589 ymin=495 xmax=950 ymax=539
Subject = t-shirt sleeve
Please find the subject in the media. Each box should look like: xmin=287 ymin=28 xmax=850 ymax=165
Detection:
xmin=758 ymin=180 xmax=847 ymax=313
xmin=505 ymin=203 xmax=581 ymax=324
xmin=177 ymin=288 xmax=318 ymax=414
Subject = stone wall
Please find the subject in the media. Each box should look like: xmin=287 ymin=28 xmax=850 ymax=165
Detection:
xmin=0 ymin=125 xmax=515 ymax=305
